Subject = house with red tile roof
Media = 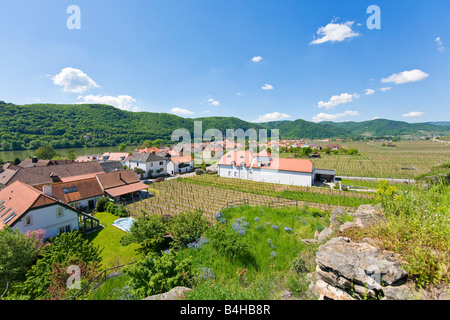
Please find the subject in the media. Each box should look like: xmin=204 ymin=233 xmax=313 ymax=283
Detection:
xmin=166 ymin=155 xmax=194 ymax=175
xmin=218 ymin=150 xmax=317 ymax=186
xmin=0 ymin=181 xmax=99 ymax=239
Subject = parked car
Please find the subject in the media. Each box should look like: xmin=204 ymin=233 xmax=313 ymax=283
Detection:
xmin=154 ymin=177 xmax=165 ymax=182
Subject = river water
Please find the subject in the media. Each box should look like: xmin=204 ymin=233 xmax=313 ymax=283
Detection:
xmin=0 ymin=145 xmax=140 ymax=162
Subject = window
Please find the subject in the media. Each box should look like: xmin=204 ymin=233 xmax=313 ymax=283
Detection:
xmin=25 ymin=215 xmax=32 ymax=226
xmin=159 ymin=161 xmax=163 ymax=165
xmin=63 ymin=186 xmax=78 ymax=194
xmin=57 ymin=208 xmax=63 ymax=218
xmin=59 ymin=225 xmax=71 ymax=234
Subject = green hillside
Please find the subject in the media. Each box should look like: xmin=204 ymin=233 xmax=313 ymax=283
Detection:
xmin=1 ymin=101 xmax=449 ymax=151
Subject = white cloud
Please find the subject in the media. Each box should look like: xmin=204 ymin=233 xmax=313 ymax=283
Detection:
xmin=364 ymin=89 xmax=375 ymax=95
xmin=78 ymin=94 xmax=138 ymax=111
xmin=262 ymin=84 xmax=274 ymax=90
xmin=318 ymin=93 xmax=355 ymax=109
xmin=310 ymin=21 xmax=360 ymax=45
xmin=436 ymin=37 xmax=446 ymax=53
xmin=208 ymin=98 xmax=220 ymax=106
xmin=236 ymin=92 xmax=244 ymax=96
xmin=251 ymin=56 xmax=263 ymax=62
xmin=380 ymin=87 xmax=391 ymax=92
xmin=255 ymin=112 xmax=291 ymax=123
xmin=52 ymin=67 xmax=99 ymax=93
xmin=170 ymin=107 xmax=194 ymax=115
xmin=402 ymin=111 xmax=425 ymax=118
xmin=381 ymin=69 xmax=429 ymax=84
xmin=313 ymin=110 xmax=360 ymax=122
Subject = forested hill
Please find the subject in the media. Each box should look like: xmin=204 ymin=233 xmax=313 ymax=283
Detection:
xmin=0 ymin=101 xmax=449 ymax=151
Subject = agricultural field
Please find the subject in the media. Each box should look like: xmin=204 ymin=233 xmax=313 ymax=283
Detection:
xmin=281 ymin=140 xmax=450 ymax=179
xmin=126 ymin=176 xmax=376 ymax=222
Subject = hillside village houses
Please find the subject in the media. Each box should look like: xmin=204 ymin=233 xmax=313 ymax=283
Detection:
xmin=217 ymin=149 xmax=335 ymax=187
xmin=0 ymin=137 xmax=340 ymax=239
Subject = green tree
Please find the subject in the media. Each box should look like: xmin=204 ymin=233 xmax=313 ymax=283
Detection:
xmin=67 ymin=149 xmax=77 ymax=161
xmin=17 ymin=231 xmax=102 ymax=300
xmin=34 ymin=144 xmax=56 ymax=160
xmin=142 ymin=140 xmax=153 ymax=148
xmin=118 ymin=143 xmax=127 ymax=152
xmin=125 ymin=250 xmax=192 ymax=298
xmin=0 ymin=228 xmax=44 ymax=287
xmin=347 ymin=148 xmax=359 ymax=155
xmin=170 ymin=210 xmax=210 ymax=247
xmin=121 ymin=213 xmax=169 ymax=254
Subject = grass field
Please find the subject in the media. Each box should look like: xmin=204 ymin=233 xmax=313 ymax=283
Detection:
xmin=179 ymin=205 xmax=325 ymax=300
xmin=86 ymin=212 xmax=139 ymax=269
xmin=280 ymin=140 xmax=450 ymax=179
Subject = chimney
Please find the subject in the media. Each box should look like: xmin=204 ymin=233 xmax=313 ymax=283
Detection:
xmin=32 ymin=156 xmax=38 ymax=164
xmin=42 ymin=185 xmax=52 ymax=197
xmin=49 ymin=172 xmax=60 ymax=183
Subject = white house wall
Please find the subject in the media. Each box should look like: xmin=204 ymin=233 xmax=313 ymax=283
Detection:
xmin=218 ymin=165 xmax=313 ymax=187
xmin=13 ymin=204 xmax=79 ymax=239
xmin=128 ymin=160 xmax=167 ymax=179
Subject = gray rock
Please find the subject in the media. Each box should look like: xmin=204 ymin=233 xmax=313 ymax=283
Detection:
xmin=143 ymin=286 xmax=192 ymax=300
xmin=315 ymin=237 xmax=408 ymax=299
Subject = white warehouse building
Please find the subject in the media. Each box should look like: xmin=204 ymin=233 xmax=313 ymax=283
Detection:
xmin=217 ymin=150 xmax=317 ymax=187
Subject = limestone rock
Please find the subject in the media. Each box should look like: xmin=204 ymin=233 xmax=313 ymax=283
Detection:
xmin=315 ymin=237 xmax=408 ymax=299
xmin=143 ymin=286 xmax=192 ymax=300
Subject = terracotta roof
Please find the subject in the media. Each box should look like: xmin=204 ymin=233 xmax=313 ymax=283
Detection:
xmin=45 ymin=178 xmax=103 ymax=203
xmin=0 ymin=181 xmax=58 ymax=229
xmin=105 ymin=182 xmax=148 ymax=198
xmin=100 ymin=152 xmax=131 ymax=161
xmin=251 ymin=158 xmax=314 ymax=173
xmin=218 ymin=150 xmax=314 ymax=173
xmin=96 ymin=170 xmax=140 ymax=190
xmin=170 ymin=155 xmax=193 ymax=164
xmin=257 ymin=150 xmax=272 ymax=157
xmin=218 ymin=150 xmax=254 ymax=167
xmin=134 ymin=147 xmax=162 ymax=154
xmin=60 ymin=172 xmax=104 ymax=183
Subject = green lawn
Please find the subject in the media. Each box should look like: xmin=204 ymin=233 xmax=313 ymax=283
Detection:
xmin=86 ymin=212 xmax=140 ymax=269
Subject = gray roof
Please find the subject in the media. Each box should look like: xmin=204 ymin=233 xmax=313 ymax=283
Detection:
xmin=99 ymin=161 xmax=126 ymax=173
xmin=314 ymin=169 xmax=336 ymax=175
xmin=128 ymin=153 xmax=167 ymax=163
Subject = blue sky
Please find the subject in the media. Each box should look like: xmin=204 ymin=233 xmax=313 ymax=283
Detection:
xmin=0 ymin=0 xmax=449 ymax=123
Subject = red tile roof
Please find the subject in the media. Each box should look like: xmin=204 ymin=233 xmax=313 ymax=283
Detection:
xmin=0 ymin=181 xmax=59 ymax=229
xmin=96 ymin=170 xmax=140 ymax=190
xmin=218 ymin=150 xmax=254 ymax=167
xmin=170 ymin=155 xmax=193 ymax=164
xmin=45 ymin=178 xmax=104 ymax=203
xmin=105 ymin=182 xmax=148 ymax=198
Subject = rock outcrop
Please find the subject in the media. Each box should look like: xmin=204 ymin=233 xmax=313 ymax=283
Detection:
xmin=305 ymin=204 xmax=449 ymax=300
xmin=143 ymin=286 xmax=192 ymax=300
xmin=315 ymin=236 xmax=410 ymax=300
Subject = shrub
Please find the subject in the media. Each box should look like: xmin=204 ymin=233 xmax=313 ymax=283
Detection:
xmin=170 ymin=210 xmax=210 ymax=247
xmin=120 ymin=213 xmax=168 ymax=254
xmin=16 ymin=231 xmax=102 ymax=300
xmin=125 ymin=250 xmax=192 ymax=298
xmin=206 ymin=224 xmax=250 ymax=259
xmin=95 ymin=197 xmax=110 ymax=212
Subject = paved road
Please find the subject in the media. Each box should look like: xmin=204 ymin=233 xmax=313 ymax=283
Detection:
xmin=337 ymin=176 xmax=415 ymax=183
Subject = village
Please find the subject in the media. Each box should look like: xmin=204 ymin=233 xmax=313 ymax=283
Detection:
xmin=0 ymin=138 xmax=344 ymax=240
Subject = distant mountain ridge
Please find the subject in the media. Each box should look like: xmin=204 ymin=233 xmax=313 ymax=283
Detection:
xmin=0 ymin=101 xmax=449 ymax=151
